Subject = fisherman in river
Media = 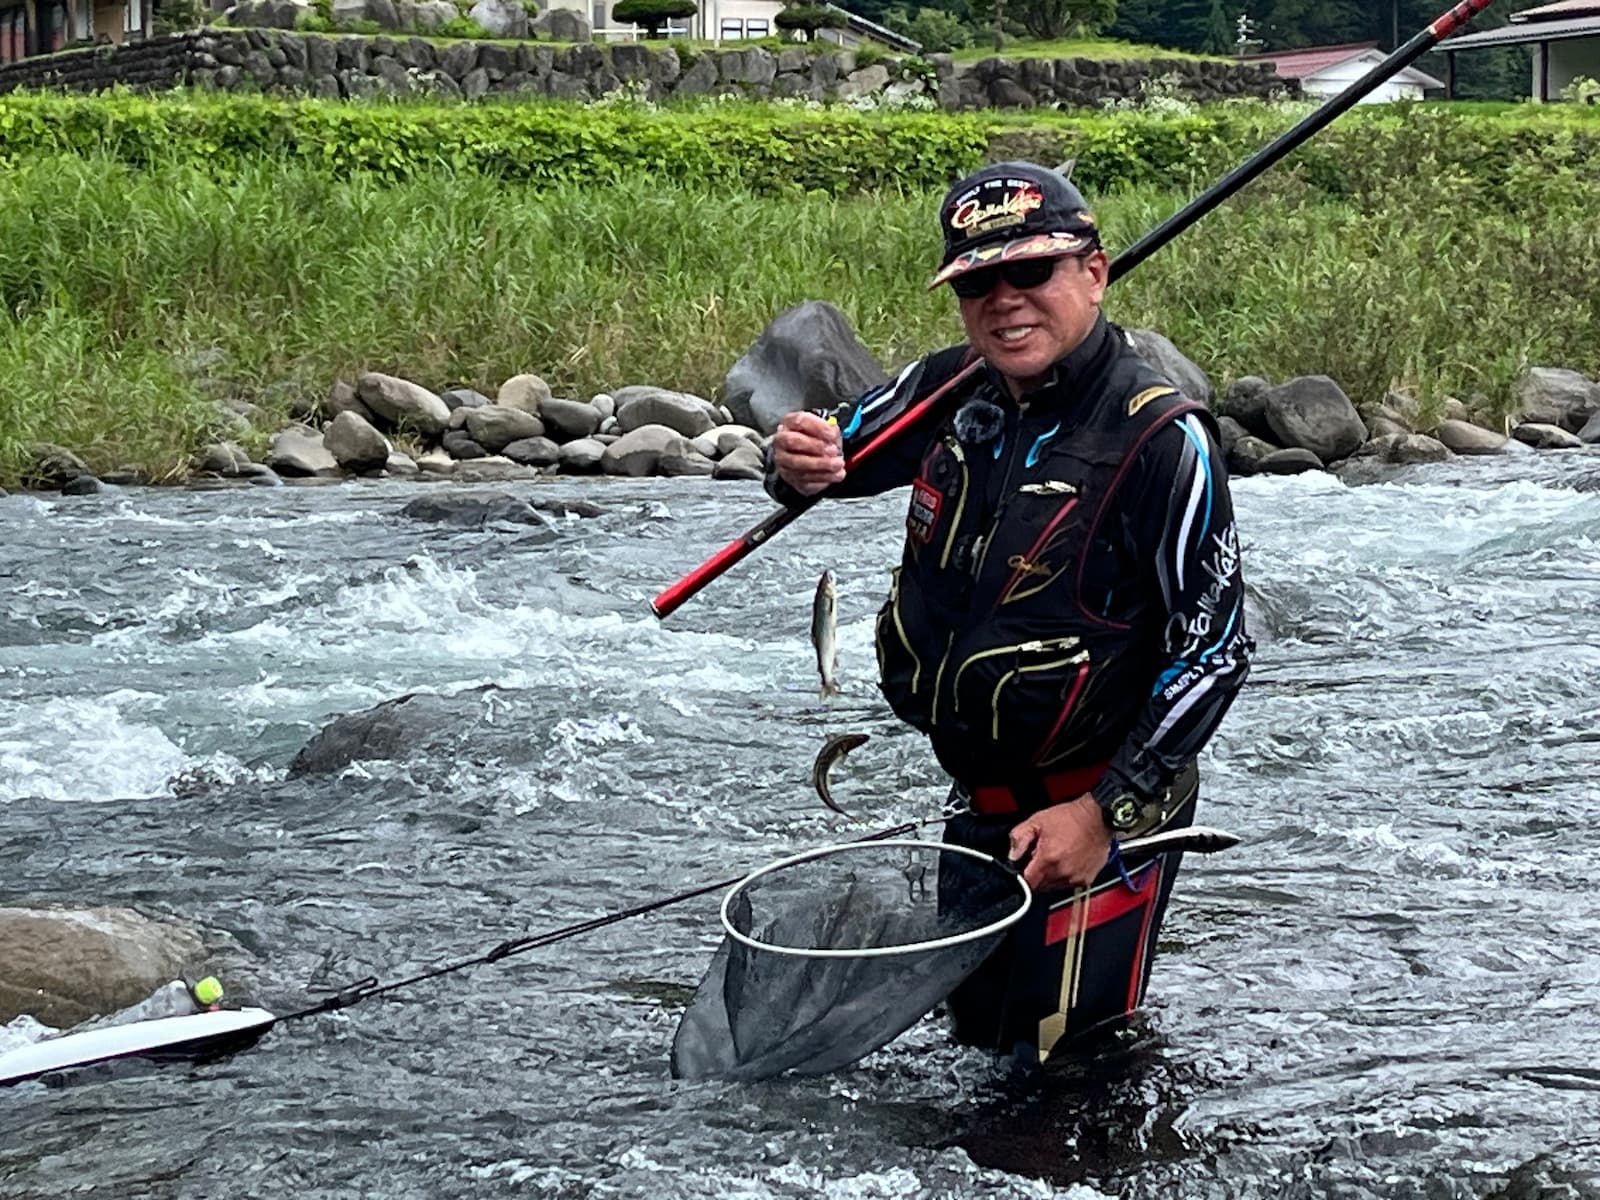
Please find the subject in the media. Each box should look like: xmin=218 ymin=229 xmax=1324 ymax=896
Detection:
xmin=765 ymin=161 xmax=1254 ymax=1063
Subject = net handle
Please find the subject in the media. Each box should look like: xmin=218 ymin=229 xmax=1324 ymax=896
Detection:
xmin=718 ymin=838 xmax=1032 ymax=960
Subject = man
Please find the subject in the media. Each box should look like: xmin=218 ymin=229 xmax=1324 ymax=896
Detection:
xmin=766 ymin=161 xmax=1252 ymax=1063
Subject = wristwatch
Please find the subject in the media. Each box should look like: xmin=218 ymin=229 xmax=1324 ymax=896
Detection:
xmin=1097 ymin=789 xmax=1147 ymax=833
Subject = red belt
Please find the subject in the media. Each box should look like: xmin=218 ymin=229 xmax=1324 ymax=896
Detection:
xmin=969 ymin=761 xmax=1110 ymax=815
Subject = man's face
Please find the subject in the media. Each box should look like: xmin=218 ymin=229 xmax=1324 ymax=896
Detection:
xmin=955 ymin=249 xmax=1109 ymax=396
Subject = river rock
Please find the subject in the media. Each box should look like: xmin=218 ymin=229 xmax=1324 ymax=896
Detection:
xmin=559 ymin=438 xmax=605 ymax=473
xmin=721 ymin=300 xmax=889 ymax=436
xmin=23 ymin=443 xmax=91 ymax=490
xmin=290 ymin=686 xmax=526 ymax=776
xmin=591 ymin=393 xmax=616 ymax=419
xmin=61 ymin=475 xmax=103 ymax=495
xmin=399 ymin=492 xmax=561 ymax=531
xmin=442 ymin=430 xmax=488 ymax=460
xmin=614 ymin=387 xmax=720 ymax=438
xmin=601 ymin=424 xmax=679 ymax=476
xmin=1257 ymin=447 xmax=1323 ymax=475
xmin=1355 ymin=432 xmax=1453 ymax=464
xmin=440 ymin=387 xmax=492 ymax=411
xmin=463 ymin=406 xmax=545 ymax=453
xmin=658 ymin=436 xmax=717 ymax=477
xmin=712 ymin=444 xmax=764 ymax=481
xmin=503 ymin=436 xmax=561 ymax=467
xmin=0 ymin=906 xmax=210 ymax=1027
xmin=385 ymin=451 xmax=419 ymax=476
xmin=194 ymin=441 xmax=253 ymax=475
xmin=1433 ymin=419 xmax=1509 ymax=455
xmin=1127 ymin=328 xmax=1213 ymax=407
xmin=1512 ymin=422 xmax=1583 ymax=450
xmin=497 ymin=373 xmax=552 ymax=414
xmin=1515 ymin=366 xmax=1600 ymax=432
xmin=357 ymin=372 xmax=450 ymax=438
xmin=538 ymin=397 xmax=602 ymax=441
xmin=327 ymin=379 xmax=378 ymax=423
xmin=268 ymin=425 xmax=341 ymax=476
xmin=324 ymin=410 xmax=391 ymax=472
xmin=1221 ymin=376 xmax=1273 ymax=438
xmin=1579 ymin=411 xmax=1600 ymax=444
xmin=1263 ymin=376 xmax=1366 ymax=463
xmin=1227 ymin=434 xmax=1278 ymax=476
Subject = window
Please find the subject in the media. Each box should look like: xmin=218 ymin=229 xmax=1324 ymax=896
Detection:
xmin=719 ymin=17 xmax=741 ymax=37
xmin=0 ymin=5 xmax=24 ymax=62
xmin=744 ymin=18 xmax=768 ymax=36
xmin=125 ymin=0 xmax=142 ymax=33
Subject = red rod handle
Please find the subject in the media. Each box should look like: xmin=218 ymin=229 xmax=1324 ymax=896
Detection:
xmin=649 ymin=360 xmax=985 ymax=619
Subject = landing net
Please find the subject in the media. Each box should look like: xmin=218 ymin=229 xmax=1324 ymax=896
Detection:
xmin=671 ymin=839 xmax=1030 ymax=1081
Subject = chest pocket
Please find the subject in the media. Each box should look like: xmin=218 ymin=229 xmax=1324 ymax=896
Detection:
xmin=905 ymin=436 xmax=970 ymax=571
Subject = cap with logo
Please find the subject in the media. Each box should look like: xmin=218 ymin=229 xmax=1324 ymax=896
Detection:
xmin=929 ymin=160 xmax=1099 ymax=291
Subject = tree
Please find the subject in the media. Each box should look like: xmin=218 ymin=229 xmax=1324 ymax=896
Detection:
xmin=774 ymin=3 xmax=848 ymax=38
xmin=1200 ymin=0 xmax=1231 ymax=53
xmin=968 ymin=0 xmax=1113 ymax=41
xmin=611 ymin=0 xmax=697 ymax=37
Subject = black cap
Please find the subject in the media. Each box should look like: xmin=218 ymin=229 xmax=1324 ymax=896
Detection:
xmin=929 ymin=160 xmax=1099 ymax=290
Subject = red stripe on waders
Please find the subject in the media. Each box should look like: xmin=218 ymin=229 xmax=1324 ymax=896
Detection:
xmin=1044 ymin=859 xmax=1164 ymax=1009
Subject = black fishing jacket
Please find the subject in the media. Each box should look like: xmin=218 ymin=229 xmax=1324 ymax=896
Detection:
xmin=768 ymin=315 xmax=1251 ymax=802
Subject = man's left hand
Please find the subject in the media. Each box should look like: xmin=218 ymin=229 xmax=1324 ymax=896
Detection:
xmin=1007 ymin=793 xmax=1112 ymax=892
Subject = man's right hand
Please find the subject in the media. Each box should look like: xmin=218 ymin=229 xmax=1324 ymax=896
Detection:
xmin=772 ymin=411 xmax=847 ymax=496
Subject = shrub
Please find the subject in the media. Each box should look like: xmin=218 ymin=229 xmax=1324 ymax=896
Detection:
xmin=773 ymin=4 xmax=846 ymax=39
xmin=610 ymin=0 xmax=697 ymax=37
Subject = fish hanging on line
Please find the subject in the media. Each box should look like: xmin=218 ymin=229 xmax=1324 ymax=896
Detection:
xmin=812 ymin=569 xmax=841 ymax=697
xmin=812 ymin=732 xmax=869 ymax=816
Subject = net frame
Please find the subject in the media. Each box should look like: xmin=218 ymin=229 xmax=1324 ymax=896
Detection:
xmin=718 ymin=838 xmax=1032 ymax=959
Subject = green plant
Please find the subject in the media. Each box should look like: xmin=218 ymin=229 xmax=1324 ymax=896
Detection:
xmin=153 ymin=0 xmax=207 ymax=33
xmin=852 ymin=42 xmax=885 ymax=68
xmin=611 ymin=0 xmax=697 ymax=37
xmin=773 ymin=3 xmax=846 ymax=39
xmin=436 ymin=14 xmax=489 ymax=37
xmin=1560 ymin=75 xmax=1600 ymax=105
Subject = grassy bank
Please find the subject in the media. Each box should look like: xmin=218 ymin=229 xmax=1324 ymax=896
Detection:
xmin=1 ymin=101 xmax=1597 ymax=486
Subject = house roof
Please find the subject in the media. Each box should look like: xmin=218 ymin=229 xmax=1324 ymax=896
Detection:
xmin=823 ymin=4 xmax=921 ymax=53
xmin=1440 ymin=12 xmax=1600 ymax=48
xmin=1513 ymin=0 xmax=1600 ymax=21
xmin=1239 ymin=42 xmax=1444 ymax=88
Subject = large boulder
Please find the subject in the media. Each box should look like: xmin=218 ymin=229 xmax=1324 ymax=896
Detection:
xmin=601 ymin=424 xmax=680 ymax=476
xmin=1262 ymin=376 xmax=1367 ymax=463
xmin=613 ymin=388 xmax=720 ymax=438
xmin=1515 ymin=366 xmax=1600 ymax=433
xmin=463 ymin=405 xmax=545 ymax=453
xmin=1433 ymin=419 xmax=1510 ymax=455
xmin=722 ymin=301 xmax=889 ymax=437
xmin=357 ymin=372 xmax=450 ymax=438
xmin=0 ymin=907 xmax=210 ymax=1027
xmin=1512 ymin=422 xmax=1584 ymax=450
xmin=533 ymin=7 xmax=591 ymax=40
xmin=268 ymin=424 xmax=341 ymax=476
xmin=324 ymin=410 xmax=391 ymax=472
xmin=1126 ymin=328 xmax=1214 ymax=408
xmin=331 ymin=0 xmax=401 ymax=28
xmin=538 ymin=397 xmax=603 ymax=441
xmin=1220 ymin=376 xmax=1273 ymax=438
xmin=227 ymin=0 xmax=309 ymax=27
xmin=1354 ymin=432 xmax=1453 ymax=464
xmin=469 ymin=0 xmax=528 ymax=37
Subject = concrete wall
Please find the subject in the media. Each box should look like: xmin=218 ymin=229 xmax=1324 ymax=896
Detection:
xmin=0 ymin=28 xmax=1293 ymax=109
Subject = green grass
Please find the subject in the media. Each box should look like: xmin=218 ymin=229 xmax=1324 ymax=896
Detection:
xmin=1 ymin=100 xmax=1597 ymax=485
xmin=949 ymin=37 xmax=1223 ymax=63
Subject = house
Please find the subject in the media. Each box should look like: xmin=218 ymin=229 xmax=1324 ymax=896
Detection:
xmin=565 ymin=0 xmax=917 ymax=50
xmin=1 ymin=0 xmax=150 ymax=62
xmin=1239 ymin=41 xmax=1445 ymax=102
xmin=1437 ymin=0 xmax=1600 ymax=101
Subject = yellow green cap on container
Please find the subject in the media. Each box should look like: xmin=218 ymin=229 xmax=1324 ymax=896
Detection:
xmin=192 ymin=976 xmax=225 ymax=1007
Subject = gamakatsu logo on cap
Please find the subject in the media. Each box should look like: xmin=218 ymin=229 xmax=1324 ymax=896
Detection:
xmin=949 ymin=182 xmax=1043 ymax=238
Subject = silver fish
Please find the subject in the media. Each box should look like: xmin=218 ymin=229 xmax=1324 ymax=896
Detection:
xmin=812 ymin=731 xmax=869 ymax=815
xmin=811 ymin=570 xmax=841 ymax=697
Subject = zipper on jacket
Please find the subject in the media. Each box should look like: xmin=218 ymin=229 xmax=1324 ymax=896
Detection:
xmin=950 ymin=635 xmax=1082 ymax=713
xmin=938 ymin=437 xmax=969 ymax=572
xmin=990 ymin=649 xmax=1090 ymax=742
xmin=929 ymin=631 xmax=956 ymax=727
xmin=881 ymin=569 xmax=924 ymax=694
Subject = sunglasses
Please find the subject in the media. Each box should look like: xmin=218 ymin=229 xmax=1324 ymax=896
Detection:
xmin=948 ymin=255 xmax=1063 ymax=299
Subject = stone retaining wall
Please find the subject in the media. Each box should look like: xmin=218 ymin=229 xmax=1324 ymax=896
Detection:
xmin=0 ymin=30 xmax=1291 ymax=108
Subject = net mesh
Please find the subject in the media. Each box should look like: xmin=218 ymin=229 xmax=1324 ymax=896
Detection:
xmin=671 ymin=840 xmax=1027 ymax=1082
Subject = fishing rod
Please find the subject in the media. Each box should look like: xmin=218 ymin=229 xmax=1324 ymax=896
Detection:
xmin=0 ymin=819 xmax=1237 ymax=1087
xmin=648 ymin=0 xmax=1503 ymax=621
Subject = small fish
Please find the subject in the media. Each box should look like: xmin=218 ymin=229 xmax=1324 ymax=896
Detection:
xmin=811 ymin=569 xmax=841 ymax=697
xmin=812 ymin=732 xmax=869 ymax=816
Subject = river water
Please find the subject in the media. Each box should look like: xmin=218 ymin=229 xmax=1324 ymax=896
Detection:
xmin=1 ymin=453 xmax=1598 ymax=1199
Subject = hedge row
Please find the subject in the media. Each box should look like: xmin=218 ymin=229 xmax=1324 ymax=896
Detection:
xmin=1 ymin=91 xmax=1598 ymax=200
